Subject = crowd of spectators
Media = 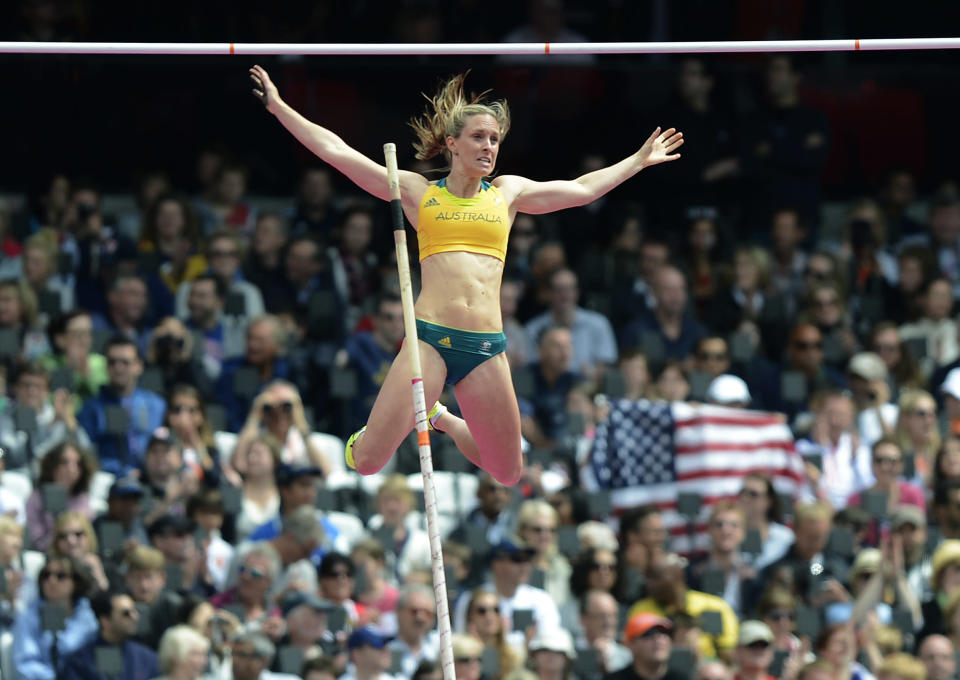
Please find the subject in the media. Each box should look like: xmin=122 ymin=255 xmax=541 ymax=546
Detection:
xmin=1 ymin=36 xmax=960 ymax=680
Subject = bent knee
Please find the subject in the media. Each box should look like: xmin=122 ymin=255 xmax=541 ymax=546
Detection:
xmin=487 ymin=453 xmax=523 ymax=487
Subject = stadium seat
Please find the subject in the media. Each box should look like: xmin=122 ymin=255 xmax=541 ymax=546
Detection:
xmin=89 ymin=471 xmax=115 ymax=507
xmin=0 ymin=471 xmax=31 ymax=505
xmin=0 ymin=629 xmax=15 ymax=680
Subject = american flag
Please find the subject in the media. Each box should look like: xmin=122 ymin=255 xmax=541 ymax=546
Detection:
xmin=588 ymin=400 xmax=805 ymax=553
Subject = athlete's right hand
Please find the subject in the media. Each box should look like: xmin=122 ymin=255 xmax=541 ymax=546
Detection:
xmin=250 ymin=64 xmax=281 ymax=114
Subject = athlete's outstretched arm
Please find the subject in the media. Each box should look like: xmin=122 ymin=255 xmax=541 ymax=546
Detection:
xmin=497 ymin=127 xmax=683 ymax=215
xmin=250 ymin=65 xmax=428 ymax=207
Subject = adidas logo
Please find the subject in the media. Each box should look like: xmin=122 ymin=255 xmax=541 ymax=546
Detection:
xmin=424 ymin=197 xmax=440 ymax=207
xmin=438 ymin=336 xmax=452 ymax=347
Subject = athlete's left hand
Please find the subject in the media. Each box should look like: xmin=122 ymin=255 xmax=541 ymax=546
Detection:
xmin=638 ymin=127 xmax=684 ymax=167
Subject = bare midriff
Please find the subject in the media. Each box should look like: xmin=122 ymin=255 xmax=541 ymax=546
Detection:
xmin=415 ymin=250 xmax=504 ymax=332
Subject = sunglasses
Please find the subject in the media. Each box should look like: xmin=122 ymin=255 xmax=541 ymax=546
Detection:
xmin=874 ymin=456 xmax=903 ymax=466
xmin=57 ymin=530 xmax=86 ymax=541
xmin=170 ymin=405 xmax=200 ymax=415
xmin=508 ymin=554 xmax=532 ymax=564
xmin=40 ymin=569 xmax=71 ymax=582
xmin=239 ymin=564 xmax=267 ymax=580
xmin=322 ymin=569 xmax=353 ymax=579
xmin=262 ymin=402 xmax=293 ymax=415
xmin=746 ymin=641 xmax=771 ymax=650
xmin=526 ymin=525 xmax=555 ymax=534
xmin=472 ymin=606 xmax=498 ymax=616
xmin=639 ymin=627 xmax=670 ymax=639
xmin=591 ymin=561 xmax=617 ymax=571
xmin=455 ymin=657 xmax=481 ymax=664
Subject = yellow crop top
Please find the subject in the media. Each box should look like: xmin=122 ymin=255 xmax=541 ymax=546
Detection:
xmin=417 ymin=179 xmax=510 ymax=263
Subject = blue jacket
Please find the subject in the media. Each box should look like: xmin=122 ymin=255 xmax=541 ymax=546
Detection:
xmin=12 ymin=598 xmax=98 ymax=680
xmin=61 ymin=635 xmax=159 ymax=680
xmin=77 ymin=386 xmax=166 ymax=476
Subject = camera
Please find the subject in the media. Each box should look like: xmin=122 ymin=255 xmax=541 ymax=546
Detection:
xmin=154 ymin=334 xmax=185 ymax=363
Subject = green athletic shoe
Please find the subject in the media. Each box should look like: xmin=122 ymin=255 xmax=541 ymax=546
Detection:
xmin=345 ymin=426 xmax=366 ymax=470
xmin=427 ymin=402 xmax=447 ymax=431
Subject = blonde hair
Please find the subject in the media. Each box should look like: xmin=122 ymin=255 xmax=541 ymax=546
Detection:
xmin=157 ymin=624 xmax=210 ymax=674
xmin=409 ymin=72 xmax=511 ymax=162
xmin=51 ymin=511 xmax=98 ymax=556
xmin=0 ymin=515 xmax=22 ymax=539
xmin=794 ymin=501 xmax=833 ymax=525
xmin=896 ymin=388 xmax=940 ymax=455
xmin=875 ymin=652 xmax=926 ymax=680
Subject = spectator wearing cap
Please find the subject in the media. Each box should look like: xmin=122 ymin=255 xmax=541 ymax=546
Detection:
xmin=577 ymin=589 xmax=632 ymax=676
xmin=147 ymin=514 xmax=212 ymax=596
xmin=687 ymin=501 xmax=754 ymax=617
xmin=273 ymin=590 xmax=336 ymax=665
xmin=247 ymin=462 xmax=341 ymax=557
xmin=629 ymin=552 xmax=738 ymax=663
xmin=888 ymin=505 xmax=933 ymax=602
xmin=451 ymin=633 xmax=484 ymax=680
xmin=453 ymin=539 xmax=561 ymax=650
xmin=705 ymin=375 xmax=752 ymax=410
xmin=61 ymin=588 xmax=160 ymax=680
xmin=606 ymin=612 xmax=685 ymax=680
xmin=123 ymin=545 xmax=182 ymax=649
xmin=732 ymin=620 xmax=776 ymax=680
xmin=847 ymin=352 xmax=898 ymax=449
xmin=77 ymin=336 xmax=166 ymax=477
xmin=342 ymin=626 xmax=398 ymax=680
xmin=93 ymin=477 xmax=148 ymax=549
xmin=894 ymin=389 xmax=941 ymax=487
xmin=301 ymin=656 xmax=341 ymax=680
xmin=0 ymin=448 xmax=26 ymax=526
xmin=210 ymin=543 xmax=282 ymax=635
xmin=227 ymin=631 xmax=300 ymax=680
xmin=529 ymin=626 xmax=576 ymax=680
xmin=388 ymin=584 xmax=440 ymax=678
xmin=917 ymin=540 xmax=960 ymax=647
xmin=940 ymin=367 xmax=960 ymax=437
xmin=917 ymin=634 xmax=956 ymax=680
xmin=141 ymin=428 xmax=196 ymax=526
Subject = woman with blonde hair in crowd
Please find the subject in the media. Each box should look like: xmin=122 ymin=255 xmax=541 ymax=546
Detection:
xmin=0 ymin=277 xmax=47 ymax=360
xmin=895 ymin=389 xmax=941 ymax=487
xmin=515 ymin=499 xmax=571 ymax=607
xmin=49 ymin=511 xmax=109 ymax=592
xmin=25 ymin=440 xmax=97 ymax=552
xmin=368 ymin=474 xmax=431 ymax=582
xmin=21 ymin=229 xmax=74 ymax=321
xmin=155 ymin=623 xmax=212 ymax=680
xmin=464 ymin=588 xmax=523 ymax=678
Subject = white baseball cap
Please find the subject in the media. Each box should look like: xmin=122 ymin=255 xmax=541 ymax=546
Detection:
xmin=706 ymin=374 xmax=751 ymax=406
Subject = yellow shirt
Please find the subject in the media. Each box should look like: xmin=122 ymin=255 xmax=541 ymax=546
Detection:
xmin=628 ymin=590 xmax=739 ymax=659
xmin=417 ymin=179 xmax=510 ymax=262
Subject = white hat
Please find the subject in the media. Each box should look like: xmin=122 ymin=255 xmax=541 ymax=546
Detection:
xmin=848 ymin=352 xmax=888 ymax=382
xmin=706 ymin=374 xmax=751 ymax=406
xmin=529 ymin=627 xmax=576 ymax=660
xmin=943 ymin=367 xmax=960 ymax=401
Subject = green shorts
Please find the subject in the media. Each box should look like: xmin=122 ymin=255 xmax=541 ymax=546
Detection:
xmin=416 ymin=319 xmax=507 ymax=386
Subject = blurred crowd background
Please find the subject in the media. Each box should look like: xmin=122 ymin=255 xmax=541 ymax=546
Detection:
xmin=2 ymin=1 xmax=960 ymax=680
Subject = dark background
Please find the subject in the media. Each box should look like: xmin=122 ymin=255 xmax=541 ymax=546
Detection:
xmin=2 ymin=0 xmax=960 ymax=201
